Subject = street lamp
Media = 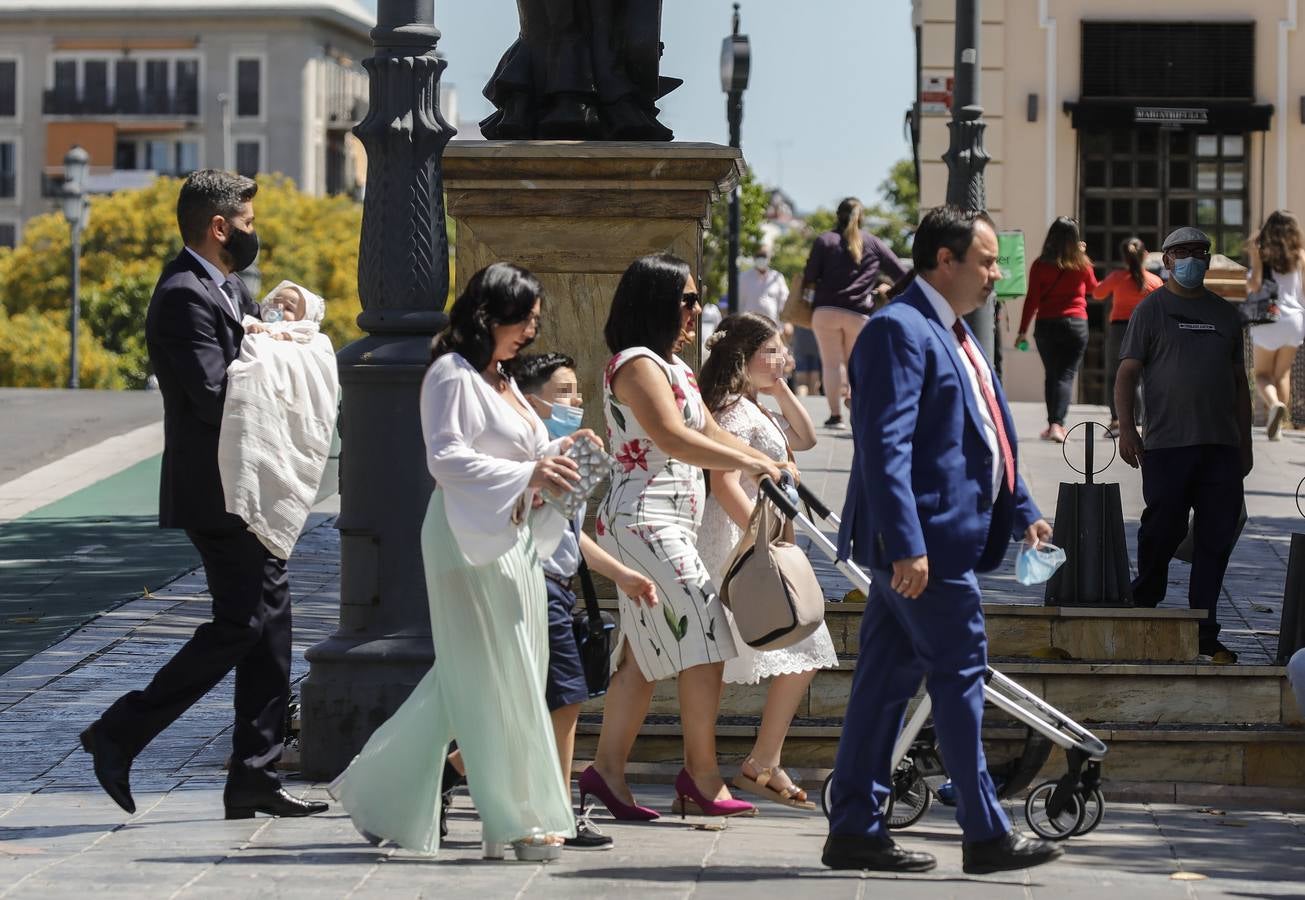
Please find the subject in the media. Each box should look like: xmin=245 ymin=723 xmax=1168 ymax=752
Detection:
xmin=720 ymin=3 xmax=750 ymax=311
xmin=60 ymin=145 xmax=90 ymax=390
xmin=942 ymin=0 xmax=995 ymax=362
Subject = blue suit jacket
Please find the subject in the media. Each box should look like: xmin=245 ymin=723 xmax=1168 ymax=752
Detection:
xmin=837 ymin=281 xmax=1042 ymax=577
xmin=145 ymin=250 xmax=258 ymax=531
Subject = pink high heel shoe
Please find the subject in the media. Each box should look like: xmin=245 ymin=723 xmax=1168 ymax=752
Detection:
xmin=672 ymin=768 xmax=757 ymax=818
xmin=578 ymin=765 xmax=660 ymax=821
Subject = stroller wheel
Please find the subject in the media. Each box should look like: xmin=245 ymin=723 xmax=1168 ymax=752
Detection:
xmin=886 ymin=773 xmax=931 ymax=830
xmin=820 ymin=771 xmax=833 ymax=818
xmin=1024 ymin=781 xmax=1085 ymax=841
xmin=1073 ymin=787 xmax=1105 ymax=836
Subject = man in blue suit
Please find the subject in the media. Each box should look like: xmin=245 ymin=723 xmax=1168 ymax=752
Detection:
xmin=823 ymin=206 xmax=1061 ymax=874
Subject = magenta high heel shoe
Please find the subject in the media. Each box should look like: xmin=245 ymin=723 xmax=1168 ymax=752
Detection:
xmin=578 ymin=765 xmax=660 ymax=822
xmin=672 ymin=768 xmax=757 ymax=818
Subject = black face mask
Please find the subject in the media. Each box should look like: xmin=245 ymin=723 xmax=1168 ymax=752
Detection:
xmin=223 ymin=224 xmax=260 ymax=272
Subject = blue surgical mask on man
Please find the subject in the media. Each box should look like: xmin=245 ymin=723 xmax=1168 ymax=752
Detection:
xmin=1170 ymin=256 xmax=1208 ymax=290
xmin=1015 ymin=541 xmax=1067 ymax=586
xmin=544 ymin=402 xmax=584 ymax=440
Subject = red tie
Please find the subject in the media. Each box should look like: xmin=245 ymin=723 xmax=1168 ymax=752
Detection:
xmin=952 ymin=319 xmax=1015 ymax=493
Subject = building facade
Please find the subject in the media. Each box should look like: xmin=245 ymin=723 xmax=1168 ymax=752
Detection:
xmin=912 ymin=0 xmax=1305 ymax=403
xmin=0 ymin=0 xmax=375 ymax=249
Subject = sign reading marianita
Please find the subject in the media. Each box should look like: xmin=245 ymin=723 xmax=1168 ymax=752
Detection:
xmin=1133 ymin=106 xmax=1210 ymax=125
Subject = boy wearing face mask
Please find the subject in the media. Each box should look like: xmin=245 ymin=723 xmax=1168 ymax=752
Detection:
xmin=1115 ymin=227 xmax=1253 ymax=665
xmin=511 ymin=352 xmax=659 ymax=850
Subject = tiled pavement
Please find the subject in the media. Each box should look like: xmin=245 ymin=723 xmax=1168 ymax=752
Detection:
xmin=1 ymin=401 xmax=1303 ymax=896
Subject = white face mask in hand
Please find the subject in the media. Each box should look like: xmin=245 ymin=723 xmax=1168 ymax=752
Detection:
xmin=1015 ymin=541 xmax=1066 ymax=586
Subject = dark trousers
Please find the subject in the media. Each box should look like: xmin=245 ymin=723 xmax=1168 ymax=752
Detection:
xmin=99 ymin=528 xmax=291 ymax=771
xmin=1034 ymin=317 xmax=1089 ymax=425
xmin=1132 ymin=445 xmax=1244 ymax=642
xmin=1105 ymin=320 xmax=1143 ymax=422
xmin=828 ymin=569 xmax=1009 ymax=843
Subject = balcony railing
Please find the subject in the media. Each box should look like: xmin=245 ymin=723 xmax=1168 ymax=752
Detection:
xmin=42 ymin=89 xmax=199 ymax=117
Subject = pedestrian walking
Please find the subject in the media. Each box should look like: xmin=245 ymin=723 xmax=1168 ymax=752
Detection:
xmin=736 ymin=246 xmax=789 ymax=325
xmin=1116 ymin=227 xmax=1254 ymax=665
xmin=697 ymin=313 xmax=834 ymax=811
xmin=1016 ymin=216 xmax=1099 ymax=442
xmin=330 ymin=263 xmax=589 ymax=860
xmin=80 ymin=170 xmax=327 ymax=822
xmin=1092 ymin=237 xmax=1163 ymax=434
xmin=513 ymin=351 xmax=660 ymax=850
xmin=800 ymin=197 xmax=908 ymax=428
xmin=788 ymin=323 xmax=822 ymax=396
xmin=1247 ymin=210 xmax=1305 ymax=440
xmin=580 ymin=253 xmax=791 ymax=822
xmin=824 ymin=206 xmax=1060 ymax=875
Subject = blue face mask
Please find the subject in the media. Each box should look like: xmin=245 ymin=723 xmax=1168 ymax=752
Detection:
xmin=544 ymin=402 xmax=584 ymax=440
xmin=1015 ymin=541 xmax=1067 ymax=586
xmin=1170 ymin=256 xmax=1208 ymax=289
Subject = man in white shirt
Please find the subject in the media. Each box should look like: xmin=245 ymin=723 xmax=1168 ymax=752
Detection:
xmin=736 ymin=248 xmax=789 ymax=325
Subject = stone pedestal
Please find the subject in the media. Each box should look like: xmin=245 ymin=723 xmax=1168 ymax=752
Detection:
xmin=443 ymin=141 xmax=742 ymax=423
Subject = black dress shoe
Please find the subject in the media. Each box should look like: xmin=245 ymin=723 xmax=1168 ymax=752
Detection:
xmin=822 ymin=834 xmax=937 ymax=872
xmin=224 ymin=784 xmax=329 ymax=819
xmin=80 ymin=724 xmax=135 ymax=814
xmin=962 ymin=829 xmax=1064 ymax=875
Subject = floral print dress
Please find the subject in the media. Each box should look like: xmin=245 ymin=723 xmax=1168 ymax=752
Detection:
xmin=596 ymin=347 xmax=738 ymax=681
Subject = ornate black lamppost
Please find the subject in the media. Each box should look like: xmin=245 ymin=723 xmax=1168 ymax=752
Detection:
xmin=60 ymin=145 xmax=89 ymax=390
xmin=300 ymin=0 xmax=455 ymax=778
xmin=720 ymin=3 xmax=750 ymax=309
xmin=942 ymin=0 xmax=995 ymax=362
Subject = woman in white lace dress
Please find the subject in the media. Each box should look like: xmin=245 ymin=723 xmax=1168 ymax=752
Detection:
xmin=699 ymin=313 xmax=837 ymax=811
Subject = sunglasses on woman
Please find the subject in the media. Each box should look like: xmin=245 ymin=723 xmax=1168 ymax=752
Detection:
xmin=681 ymin=292 xmax=701 ymax=308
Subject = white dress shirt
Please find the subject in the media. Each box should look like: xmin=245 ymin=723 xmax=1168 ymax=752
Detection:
xmin=737 ymin=266 xmax=790 ymax=324
xmin=916 ymin=277 xmax=1003 ymax=500
xmin=185 ymin=247 xmax=240 ymax=320
xmin=420 ymin=352 xmax=565 ymax=565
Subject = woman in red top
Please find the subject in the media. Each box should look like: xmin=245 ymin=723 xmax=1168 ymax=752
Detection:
xmin=1092 ymin=237 xmax=1163 ymax=433
xmin=1017 ymin=217 xmax=1098 ymax=442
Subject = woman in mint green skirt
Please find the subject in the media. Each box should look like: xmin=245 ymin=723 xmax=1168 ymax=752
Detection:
xmin=330 ymin=264 xmax=592 ymax=861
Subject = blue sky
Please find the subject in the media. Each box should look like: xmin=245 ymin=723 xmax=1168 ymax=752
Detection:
xmin=359 ymin=1 xmax=916 ymax=214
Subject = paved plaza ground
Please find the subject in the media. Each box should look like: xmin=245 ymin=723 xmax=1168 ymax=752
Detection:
xmin=0 ymin=396 xmax=1302 ymax=896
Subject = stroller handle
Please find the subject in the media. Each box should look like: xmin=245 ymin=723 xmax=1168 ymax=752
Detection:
xmin=795 ymin=481 xmax=833 ymax=519
xmin=758 ymin=477 xmax=801 ymax=520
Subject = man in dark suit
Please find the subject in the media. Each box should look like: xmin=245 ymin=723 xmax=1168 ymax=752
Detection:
xmin=824 ymin=206 xmax=1060 ymax=875
xmin=80 ymin=170 xmax=326 ymax=821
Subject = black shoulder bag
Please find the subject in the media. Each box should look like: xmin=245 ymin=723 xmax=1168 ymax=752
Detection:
xmin=1240 ymin=268 xmax=1280 ymax=327
xmin=571 ymin=529 xmax=617 ymax=698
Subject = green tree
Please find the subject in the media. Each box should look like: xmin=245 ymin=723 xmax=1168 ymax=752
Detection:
xmin=0 ymin=175 xmax=367 ymax=388
xmin=701 ymin=166 xmax=769 ymax=305
xmin=865 ymin=158 xmax=919 ymax=258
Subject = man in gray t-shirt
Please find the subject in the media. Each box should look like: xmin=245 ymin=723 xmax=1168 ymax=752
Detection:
xmin=1115 ymin=227 xmax=1253 ymax=665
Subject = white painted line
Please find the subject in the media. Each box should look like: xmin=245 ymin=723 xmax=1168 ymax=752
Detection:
xmin=0 ymin=421 xmax=164 ymax=524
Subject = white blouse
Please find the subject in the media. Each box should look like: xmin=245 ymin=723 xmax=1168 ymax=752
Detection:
xmin=420 ymin=352 xmax=565 ymax=566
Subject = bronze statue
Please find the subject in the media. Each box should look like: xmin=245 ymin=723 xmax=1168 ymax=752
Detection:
xmin=480 ymin=0 xmax=681 ymax=141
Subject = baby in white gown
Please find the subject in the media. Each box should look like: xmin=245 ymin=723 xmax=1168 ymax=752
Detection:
xmin=243 ymin=280 xmax=326 ymax=342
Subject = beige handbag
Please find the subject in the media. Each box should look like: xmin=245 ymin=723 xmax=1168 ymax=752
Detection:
xmin=779 ymin=272 xmax=813 ymax=328
xmin=718 ymin=491 xmax=825 ymax=651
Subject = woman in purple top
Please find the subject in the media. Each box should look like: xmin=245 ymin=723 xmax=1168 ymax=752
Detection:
xmin=800 ymin=197 xmax=908 ymax=428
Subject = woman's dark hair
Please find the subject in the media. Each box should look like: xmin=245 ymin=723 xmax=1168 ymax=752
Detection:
xmin=509 ymin=351 xmax=575 ymax=394
xmin=910 ymin=205 xmax=995 ymax=274
xmin=836 ymin=197 xmax=865 ymax=265
xmin=430 ymin=262 xmax=542 ymax=371
xmin=699 ymin=313 xmax=780 ymax=413
xmin=1256 ymin=209 xmax=1304 ymax=275
xmin=1040 ymin=216 xmax=1091 ymax=270
xmin=604 ymin=253 xmax=692 ymax=360
xmin=1120 ymin=236 xmax=1147 ymax=290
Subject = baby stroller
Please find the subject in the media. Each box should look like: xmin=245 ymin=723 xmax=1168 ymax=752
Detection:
xmin=758 ymin=477 xmax=1109 ymax=841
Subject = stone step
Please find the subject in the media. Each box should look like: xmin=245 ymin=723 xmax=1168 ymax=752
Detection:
xmin=574 ymin=716 xmax=1305 ymax=794
xmin=594 ymin=599 xmax=1203 ymax=663
xmin=582 ymin=660 xmax=1301 ymax=727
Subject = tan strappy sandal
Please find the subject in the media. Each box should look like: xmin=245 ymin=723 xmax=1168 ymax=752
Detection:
xmin=732 ymin=757 xmax=817 ymax=811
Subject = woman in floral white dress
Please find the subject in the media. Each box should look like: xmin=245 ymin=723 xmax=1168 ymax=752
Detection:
xmin=698 ymin=313 xmax=837 ymax=811
xmin=578 ymin=254 xmax=796 ymax=822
